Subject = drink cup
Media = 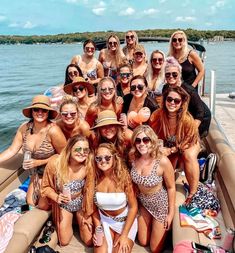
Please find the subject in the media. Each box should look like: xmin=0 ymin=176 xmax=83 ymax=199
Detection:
xmin=95 ymin=226 xmax=104 ymax=246
xmin=62 ymin=185 xmax=71 ymax=201
xmin=222 ymin=228 xmax=235 ymax=251
xmin=23 ymin=151 xmax=32 ymax=170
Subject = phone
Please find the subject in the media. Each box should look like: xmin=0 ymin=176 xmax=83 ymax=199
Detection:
xmin=191 ymin=242 xmax=213 ymax=252
xmin=21 ymin=204 xmax=30 ymax=213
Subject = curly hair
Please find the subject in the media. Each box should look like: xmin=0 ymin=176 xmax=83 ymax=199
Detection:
xmin=129 ymin=125 xmax=160 ymax=162
xmin=94 ymin=143 xmax=131 ymax=192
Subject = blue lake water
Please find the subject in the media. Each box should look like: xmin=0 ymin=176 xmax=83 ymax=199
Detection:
xmin=0 ymin=41 xmax=235 ymax=151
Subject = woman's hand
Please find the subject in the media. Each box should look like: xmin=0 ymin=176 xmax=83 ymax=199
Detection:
xmin=116 ymin=96 xmax=124 ymax=105
xmin=81 ymin=216 xmax=93 ymax=231
xmin=22 ymin=159 xmax=38 ymax=170
xmin=57 ymin=193 xmax=70 ymax=205
xmin=114 ymin=234 xmax=130 ymax=253
xmin=164 ymin=214 xmax=173 ymax=230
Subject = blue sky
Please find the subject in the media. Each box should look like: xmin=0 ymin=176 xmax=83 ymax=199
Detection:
xmin=0 ymin=0 xmax=234 ymax=35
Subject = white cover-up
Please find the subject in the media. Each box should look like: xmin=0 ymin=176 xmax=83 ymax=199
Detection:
xmin=99 ymin=207 xmax=138 ymax=253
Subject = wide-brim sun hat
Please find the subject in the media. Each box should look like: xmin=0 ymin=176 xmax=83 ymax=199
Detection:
xmin=63 ymin=76 xmax=95 ymax=96
xmin=22 ymin=95 xmax=58 ymax=119
xmin=91 ymin=110 xmax=123 ymax=129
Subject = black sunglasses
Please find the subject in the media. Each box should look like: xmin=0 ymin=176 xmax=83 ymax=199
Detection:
xmin=120 ymin=72 xmax=131 ymax=78
xmin=95 ymin=155 xmax=113 ymax=163
xmin=126 ymin=35 xmax=134 ymax=40
xmin=151 ymin=58 xmax=163 ymax=64
xmin=130 ymin=84 xmax=145 ymax=92
xmin=172 ymin=38 xmax=183 ymax=43
xmin=166 ymin=96 xmax=182 ymax=105
xmin=100 ymin=87 xmax=114 ymax=93
xmin=165 ymin=72 xmax=178 ymax=79
xmin=32 ymin=108 xmax=48 ymax=113
xmin=73 ymin=85 xmax=85 ymax=93
xmin=109 ymin=41 xmax=117 ymax=46
xmin=68 ymin=71 xmax=79 ymax=76
xmin=135 ymin=137 xmax=151 ymax=145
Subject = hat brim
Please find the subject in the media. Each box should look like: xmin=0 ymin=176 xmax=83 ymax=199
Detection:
xmin=91 ymin=120 xmax=123 ymax=130
xmin=64 ymin=81 xmax=94 ymax=95
xmin=22 ymin=104 xmax=58 ymax=119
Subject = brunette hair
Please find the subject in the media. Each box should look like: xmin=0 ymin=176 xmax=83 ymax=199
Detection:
xmin=64 ymin=64 xmax=83 ymax=85
xmin=130 ymin=75 xmax=148 ymax=87
xmin=83 ymin=39 xmax=96 ymax=50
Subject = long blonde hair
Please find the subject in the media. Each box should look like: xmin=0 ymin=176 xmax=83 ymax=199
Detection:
xmin=107 ymin=34 xmax=125 ymax=67
xmin=95 ymin=143 xmax=131 ymax=191
xmin=56 ymin=135 xmax=93 ymax=186
xmin=146 ymin=50 xmax=165 ymax=91
xmin=129 ymin=125 xmax=160 ymax=162
xmin=168 ymin=30 xmax=189 ymax=62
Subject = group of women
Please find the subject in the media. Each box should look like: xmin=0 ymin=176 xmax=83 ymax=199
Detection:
xmin=0 ymin=30 xmax=211 ymax=253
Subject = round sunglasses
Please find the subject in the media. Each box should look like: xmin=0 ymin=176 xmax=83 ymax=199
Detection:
xmin=135 ymin=137 xmax=151 ymax=145
xmin=166 ymin=96 xmax=182 ymax=105
xmin=95 ymin=155 xmax=113 ymax=163
xmin=73 ymin=85 xmax=85 ymax=93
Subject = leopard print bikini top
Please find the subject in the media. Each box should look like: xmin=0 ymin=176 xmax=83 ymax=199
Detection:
xmin=130 ymin=159 xmax=163 ymax=188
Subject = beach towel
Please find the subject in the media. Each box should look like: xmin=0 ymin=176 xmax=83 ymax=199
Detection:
xmin=179 ymin=205 xmax=221 ymax=239
xmin=0 ymin=211 xmax=21 ymax=253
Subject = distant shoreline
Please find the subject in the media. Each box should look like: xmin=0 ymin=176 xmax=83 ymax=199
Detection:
xmin=1 ymin=28 xmax=235 ymax=44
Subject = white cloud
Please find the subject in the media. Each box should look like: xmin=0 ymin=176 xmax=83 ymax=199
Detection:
xmin=143 ymin=8 xmax=159 ymax=15
xmin=9 ymin=23 xmax=20 ymax=28
xmin=205 ymin=22 xmax=213 ymax=26
xmin=159 ymin=0 xmax=166 ymax=3
xmin=8 ymin=21 xmax=36 ymax=29
xmin=0 ymin=15 xmax=6 ymax=22
xmin=98 ymin=1 xmax=106 ymax=7
xmin=92 ymin=7 xmax=106 ymax=16
xmin=175 ymin=16 xmax=196 ymax=22
xmin=65 ymin=0 xmax=80 ymax=3
xmin=23 ymin=21 xmax=36 ymax=29
xmin=119 ymin=7 xmax=135 ymax=16
xmin=216 ymin=0 xmax=225 ymax=7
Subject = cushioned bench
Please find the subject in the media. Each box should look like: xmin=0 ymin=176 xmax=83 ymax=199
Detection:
xmin=172 ymin=118 xmax=235 ymax=250
xmin=0 ymin=154 xmax=53 ymax=253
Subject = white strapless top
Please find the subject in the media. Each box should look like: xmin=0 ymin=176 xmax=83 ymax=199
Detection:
xmin=95 ymin=192 xmax=127 ymax=211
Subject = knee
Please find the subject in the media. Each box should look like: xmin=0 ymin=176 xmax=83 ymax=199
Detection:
xmin=60 ymin=238 xmax=71 ymax=246
xmin=138 ymin=236 xmax=148 ymax=247
xmin=81 ymin=236 xmax=93 ymax=247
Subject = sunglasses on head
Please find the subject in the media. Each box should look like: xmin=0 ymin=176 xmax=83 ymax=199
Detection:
xmin=120 ymin=72 xmax=131 ymax=78
xmin=130 ymin=84 xmax=144 ymax=92
xmin=135 ymin=137 xmax=151 ymax=145
xmin=151 ymin=58 xmax=163 ymax=64
xmin=172 ymin=38 xmax=183 ymax=43
xmin=166 ymin=96 xmax=182 ymax=105
xmin=109 ymin=41 xmax=117 ymax=47
xmin=74 ymin=147 xmax=90 ymax=155
xmin=68 ymin=71 xmax=79 ymax=77
xmin=95 ymin=155 xmax=113 ymax=163
xmin=165 ymin=72 xmax=178 ymax=79
xmin=61 ymin=111 xmax=77 ymax=117
xmin=32 ymin=108 xmax=48 ymax=113
xmin=100 ymin=87 xmax=114 ymax=93
xmin=85 ymin=46 xmax=95 ymax=52
xmin=126 ymin=35 xmax=134 ymax=40
xmin=73 ymin=85 xmax=85 ymax=93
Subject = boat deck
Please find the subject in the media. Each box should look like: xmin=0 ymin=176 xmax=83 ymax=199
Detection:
xmin=54 ymin=228 xmax=173 ymax=253
xmin=203 ymin=93 xmax=235 ymax=150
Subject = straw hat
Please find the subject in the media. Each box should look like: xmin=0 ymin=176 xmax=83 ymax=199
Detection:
xmin=91 ymin=110 xmax=123 ymax=129
xmin=63 ymin=77 xmax=94 ymax=95
xmin=22 ymin=95 xmax=58 ymax=119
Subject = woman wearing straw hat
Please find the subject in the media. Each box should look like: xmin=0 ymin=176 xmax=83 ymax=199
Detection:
xmin=91 ymin=110 xmax=132 ymax=158
xmin=0 ymin=95 xmax=67 ymax=206
xmin=64 ymin=76 xmax=96 ymax=119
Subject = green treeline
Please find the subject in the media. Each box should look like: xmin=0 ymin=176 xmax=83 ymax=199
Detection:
xmin=0 ymin=28 xmax=235 ymax=44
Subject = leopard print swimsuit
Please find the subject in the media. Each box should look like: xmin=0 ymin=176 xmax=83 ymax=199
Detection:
xmin=131 ymin=160 xmax=168 ymax=223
